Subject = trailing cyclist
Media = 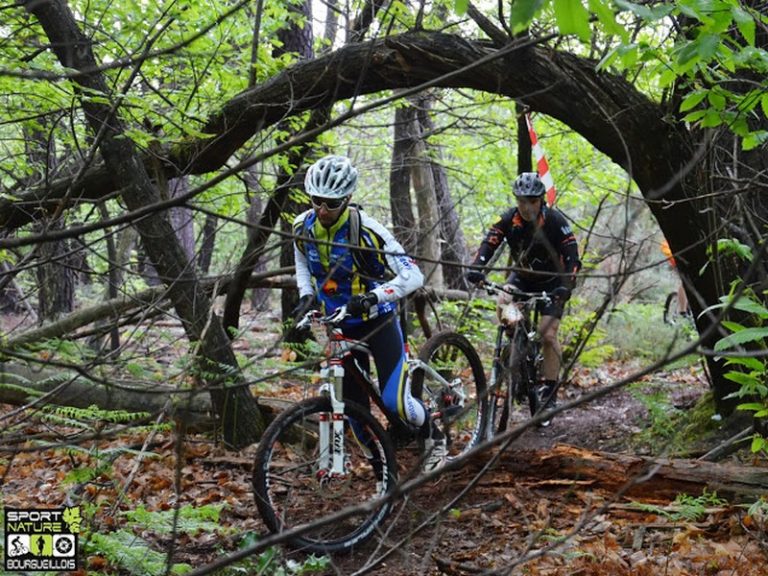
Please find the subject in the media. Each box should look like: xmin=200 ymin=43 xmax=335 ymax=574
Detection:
xmin=292 ymin=154 xmax=447 ymax=472
xmin=466 ymin=172 xmax=581 ymax=425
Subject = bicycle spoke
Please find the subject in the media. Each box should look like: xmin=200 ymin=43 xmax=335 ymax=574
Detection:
xmin=412 ymin=332 xmax=488 ymax=461
xmin=253 ymin=398 xmax=397 ymax=553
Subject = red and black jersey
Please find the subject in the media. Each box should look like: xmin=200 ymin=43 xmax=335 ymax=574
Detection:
xmin=472 ymin=206 xmax=581 ymax=287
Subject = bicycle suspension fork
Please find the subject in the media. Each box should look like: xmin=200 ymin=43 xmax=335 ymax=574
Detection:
xmin=318 ymin=359 xmax=348 ymax=478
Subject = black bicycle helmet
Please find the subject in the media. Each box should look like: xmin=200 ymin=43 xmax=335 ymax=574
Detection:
xmin=512 ymin=172 xmax=546 ymax=198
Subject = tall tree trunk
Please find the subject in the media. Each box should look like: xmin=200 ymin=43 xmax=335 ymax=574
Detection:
xmin=23 ymin=121 xmax=75 ymax=323
xmin=389 ymin=104 xmax=418 ymax=254
xmin=516 ymin=103 xmax=532 ymax=174
xmin=410 ymin=111 xmax=443 ymax=288
xmin=23 ymin=0 xmax=264 ymax=448
xmin=415 ymin=94 xmax=469 ymax=290
xmin=243 ymin=169 xmax=270 ymax=312
xmin=35 ymin=218 xmax=75 ymax=323
xmin=197 ymin=214 xmax=217 ymax=275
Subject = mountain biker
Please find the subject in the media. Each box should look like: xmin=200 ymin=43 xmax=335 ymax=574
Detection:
xmin=661 ymin=238 xmax=689 ymax=316
xmin=292 ymin=154 xmax=446 ymax=472
xmin=466 ymin=172 xmax=581 ymax=424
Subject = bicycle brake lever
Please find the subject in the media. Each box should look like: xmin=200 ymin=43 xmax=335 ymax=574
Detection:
xmin=296 ymin=309 xmax=320 ymax=330
xmin=326 ymin=305 xmax=350 ymax=324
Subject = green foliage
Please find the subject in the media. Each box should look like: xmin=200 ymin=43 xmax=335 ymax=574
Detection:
xmin=42 ymin=404 xmax=151 ymax=429
xmin=630 ymin=490 xmax=726 ymax=522
xmin=122 ymin=504 xmax=227 ymax=536
xmin=714 ymin=289 xmax=768 ymax=455
xmin=552 ymin=0 xmax=591 ymax=42
xmin=630 ymin=383 xmax=684 ymax=442
xmin=77 ymin=500 xmax=330 ymax=576
xmin=86 ymin=530 xmax=192 ymax=576
xmin=222 ymin=533 xmax=331 ymax=575
xmin=712 ymin=238 xmax=755 ymax=263
xmin=560 ymin=303 xmax=615 ymax=367
xmin=62 ymin=443 xmax=158 ymax=486
xmin=601 ymin=303 xmax=694 ymax=362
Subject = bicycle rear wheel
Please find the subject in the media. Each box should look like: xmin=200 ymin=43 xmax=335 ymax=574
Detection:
xmin=252 ymin=397 xmax=398 ymax=554
xmin=411 ymin=331 xmax=488 ymax=460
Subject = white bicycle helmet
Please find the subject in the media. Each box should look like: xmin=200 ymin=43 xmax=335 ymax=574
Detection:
xmin=304 ymin=155 xmax=358 ymax=199
xmin=513 ymin=172 xmax=546 ymax=197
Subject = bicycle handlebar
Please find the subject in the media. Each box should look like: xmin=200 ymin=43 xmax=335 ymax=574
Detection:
xmin=480 ymin=280 xmax=552 ymax=305
xmin=295 ymin=305 xmax=350 ymax=330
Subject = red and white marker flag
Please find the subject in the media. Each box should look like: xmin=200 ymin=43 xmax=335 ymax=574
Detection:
xmin=525 ymin=113 xmax=556 ymax=206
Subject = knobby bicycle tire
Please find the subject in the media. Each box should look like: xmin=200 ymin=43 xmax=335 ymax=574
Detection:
xmin=493 ymin=329 xmax=538 ymax=433
xmin=411 ymin=331 xmax=488 ymax=460
xmin=663 ymin=292 xmax=678 ymax=324
xmin=252 ymin=396 xmax=398 ymax=554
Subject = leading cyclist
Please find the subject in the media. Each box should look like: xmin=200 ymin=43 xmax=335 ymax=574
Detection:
xmin=466 ymin=172 xmax=581 ymax=424
xmin=292 ymin=154 xmax=446 ymax=471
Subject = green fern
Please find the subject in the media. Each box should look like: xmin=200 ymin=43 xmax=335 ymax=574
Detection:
xmin=86 ymin=530 xmax=192 ymax=576
xmin=41 ymin=404 xmax=150 ymax=427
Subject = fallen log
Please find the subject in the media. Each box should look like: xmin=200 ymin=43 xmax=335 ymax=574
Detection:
xmin=486 ymin=444 xmax=768 ymax=503
xmin=0 ymin=362 xmax=211 ymax=423
xmin=0 ymin=362 xmax=294 ymax=430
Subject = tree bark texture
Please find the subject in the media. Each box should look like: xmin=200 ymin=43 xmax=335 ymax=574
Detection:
xmin=483 ymin=444 xmax=768 ymax=503
xmin=390 ymin=104 xmax=418 ymax=254
xmin=22 ymin=0 xmax=264 ymax=448
xmin=409 ymin=97 xmax=443 ymax=288
xmin=415 ymin=94 xmax=470 ymax=290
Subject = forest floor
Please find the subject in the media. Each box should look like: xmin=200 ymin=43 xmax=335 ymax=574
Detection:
xmin=1 ymin=309 xmax=768 ymax=575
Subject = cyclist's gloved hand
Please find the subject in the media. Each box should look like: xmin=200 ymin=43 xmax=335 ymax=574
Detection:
xmin=551 ymin=286 xmax=571 ymax=305
xmin=347 ymin=292 xmax=378 ymax=316
xmin=466 ymin=269 xmax=486 ymax=285
xmin=291 ymin=294 xmax=315 ymax=320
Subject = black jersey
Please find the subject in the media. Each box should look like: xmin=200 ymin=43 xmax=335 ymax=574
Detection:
xmin=472 ymin=205 xmax=581 ymax=286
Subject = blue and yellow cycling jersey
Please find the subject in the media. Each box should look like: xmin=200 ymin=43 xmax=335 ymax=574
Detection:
xmin=293 ymin=207 xmax=424 ymax=327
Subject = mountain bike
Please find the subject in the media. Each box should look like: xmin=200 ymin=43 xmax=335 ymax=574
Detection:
xmin=663 ymin=290 xmax=692 ymax=325
xmin=252 ymin=306 xmax=487 ymax=554
xmin=480 ymin=281 xmax=553 ymax=437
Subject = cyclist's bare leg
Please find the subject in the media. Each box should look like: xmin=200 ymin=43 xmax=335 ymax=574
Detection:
xmin=538 ymin=315 xmax=561 ymax=381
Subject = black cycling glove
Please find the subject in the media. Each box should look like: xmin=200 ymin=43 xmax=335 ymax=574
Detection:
xmin=347 ymin=292 xmax=378 ymax=316
xmin=466 ymin=269 xmax=486 ymax=285
xmin=551 ymin=286 xmax=571 ymax=305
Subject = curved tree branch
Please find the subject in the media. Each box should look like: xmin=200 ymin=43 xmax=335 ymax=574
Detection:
xmin=2 ymin=31 xmax=685 ymax=229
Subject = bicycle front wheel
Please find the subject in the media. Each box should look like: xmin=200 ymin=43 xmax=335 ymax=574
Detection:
xmin=411 ymin=331 xmax=488 ymax=460
xmin=494 ymin=331 xmax=535 ymax=432
xmin=663 ymin=291 xmax=679 ymax=324
xmin=252 ymin=397 xmax=398 ymax=554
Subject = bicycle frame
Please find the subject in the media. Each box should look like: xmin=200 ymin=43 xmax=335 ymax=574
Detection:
xmin=298 ymin=307 xmax=467 ymax=480
xmin=482 ymin=282 xmax=550 ymax=438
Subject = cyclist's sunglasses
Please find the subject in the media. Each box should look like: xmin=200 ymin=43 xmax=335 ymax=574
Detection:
xmin=310 ymin=196 xmax=347 ymax=211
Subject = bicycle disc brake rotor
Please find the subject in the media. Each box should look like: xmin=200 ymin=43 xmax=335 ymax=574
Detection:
xmin=313 ymin=463 xmax=352 ymax=498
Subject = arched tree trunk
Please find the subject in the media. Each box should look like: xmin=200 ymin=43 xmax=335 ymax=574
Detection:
xmin=4 ymin=27 xmax=764 ymax=414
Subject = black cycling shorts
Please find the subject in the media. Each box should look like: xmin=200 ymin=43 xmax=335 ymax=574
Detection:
xmin=506 ymin=273 xmax=565 ymax=319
